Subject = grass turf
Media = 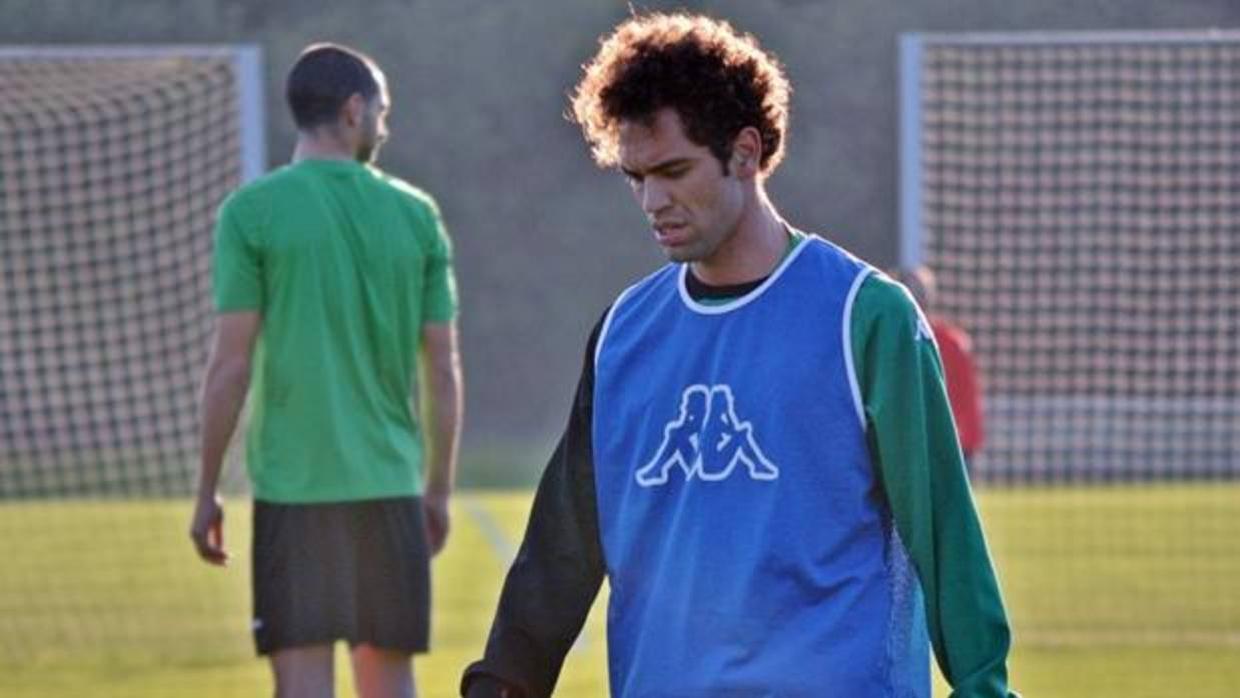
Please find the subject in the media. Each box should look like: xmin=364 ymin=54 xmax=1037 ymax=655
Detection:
xmin=0 ymin=484 xmax=1237 ymax=697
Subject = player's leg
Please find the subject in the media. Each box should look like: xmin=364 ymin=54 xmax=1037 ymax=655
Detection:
xmin=351 ymin=497 xmax=431 ymax=697
xmin=253 ymin=501 xmax=355 ymax=698
xmin=350 ymin=644 xmax=415 ymax=698
xmin=270 ymin=644 xmax=335 ymax=698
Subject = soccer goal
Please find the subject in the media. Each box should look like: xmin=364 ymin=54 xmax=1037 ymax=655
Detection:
xmin=900 ymin=29 xmax=1239 ymax=657
xmin=0 ymin=45 xmax=263 ymax=663
xmin=900 ymin=31 xmax=1239 ymax=485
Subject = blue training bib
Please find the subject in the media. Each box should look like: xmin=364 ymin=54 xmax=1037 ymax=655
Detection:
xmin=592 ymin=236 xmax=929 ymax=698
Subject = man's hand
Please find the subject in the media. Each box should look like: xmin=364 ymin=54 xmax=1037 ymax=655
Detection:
xmin=424 ymin=490 xmax=451 ymax=556
xmin=189 ymin=492 xmax=230 ymax=565
xmin=192 ymin=312 xmax=258 ymax=568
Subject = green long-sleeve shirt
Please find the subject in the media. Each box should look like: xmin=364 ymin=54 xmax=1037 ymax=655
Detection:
xmin=853 ymin=271 xmax=1017 ymax=696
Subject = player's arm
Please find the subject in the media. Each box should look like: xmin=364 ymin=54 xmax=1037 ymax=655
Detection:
xmin=415 ymin=194 xmax=463 ymax=555
xmin=852 ymin=274 xmax=1018 ymax=698
xmin=190 ymin=311 xmax=261 ymax=565
xmin=460 ymin=316 xmax=608 ymax=698
xmin=420 ymin=320 xmax=463 ymax=556
xmin=191 ymin=192 xmax=264 ymax=566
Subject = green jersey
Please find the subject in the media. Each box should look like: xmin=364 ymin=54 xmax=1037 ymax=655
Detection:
xmin=212 ymin=158 xmax=457 ymax=503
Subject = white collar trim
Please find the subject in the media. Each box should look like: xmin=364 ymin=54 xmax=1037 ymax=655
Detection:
xmin=676 ymin=232 xmax=816 ymax=315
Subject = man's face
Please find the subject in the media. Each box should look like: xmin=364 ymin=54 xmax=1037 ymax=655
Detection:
xmin=355 ymin=90 xmax=390 ymax=164
xmin=618 ymin=108 xmax=744 ymax=265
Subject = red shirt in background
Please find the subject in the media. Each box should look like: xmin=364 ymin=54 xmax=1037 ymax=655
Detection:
xmin=929 ymin=315 xmax=985 ymax=458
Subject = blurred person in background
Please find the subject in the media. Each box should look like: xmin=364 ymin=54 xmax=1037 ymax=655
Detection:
xmin=190 ymin=43 xmax=462 ymax=698
xmin=897 ymin=264 xmax=986 ymax=477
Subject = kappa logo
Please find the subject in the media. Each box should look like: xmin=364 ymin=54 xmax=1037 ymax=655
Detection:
xmin=915 ymin=314 xmax=935 ymax=344
xmin=635 ymin=384 xmax=779 ymax=487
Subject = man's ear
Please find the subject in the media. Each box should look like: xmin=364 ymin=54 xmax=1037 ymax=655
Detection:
xmin=341 ymin=93 xmax=367 ymax=128
xmin=729 ymin=126 xmax=763 ymax=179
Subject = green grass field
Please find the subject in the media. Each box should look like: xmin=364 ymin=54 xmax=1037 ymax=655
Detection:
xmin=1 ymin=484 xmax=1238 ymax=697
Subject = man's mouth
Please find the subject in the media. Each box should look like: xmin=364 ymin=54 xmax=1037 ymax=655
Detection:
xmin=653 ymin=222 xmax=690 ymax=246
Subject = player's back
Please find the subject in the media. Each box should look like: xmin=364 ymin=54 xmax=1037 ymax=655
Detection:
xmin=216 ymin=158 xmax=453 ymax=503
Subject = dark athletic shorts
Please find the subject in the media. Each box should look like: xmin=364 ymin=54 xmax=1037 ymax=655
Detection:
xmin=251 ymin=496 xmax=430 ymax=656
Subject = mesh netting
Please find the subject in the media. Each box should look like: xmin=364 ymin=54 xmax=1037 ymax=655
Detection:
xmin=909 ymin=33 xmax=1240 ymax=662
xmin=0 ymin=49 xmax=252 ymax=665
xmin=1 ymin=52 xmax=242 ymax=497
xmin=918 ymin=38 xmax=1240 ymax=484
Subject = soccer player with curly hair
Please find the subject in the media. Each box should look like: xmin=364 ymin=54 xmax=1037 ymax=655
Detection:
xmin=462 ymin=13 xmax=1017 ymax=698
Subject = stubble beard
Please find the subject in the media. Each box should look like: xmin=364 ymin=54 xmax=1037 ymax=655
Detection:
xmin=662 ymin=237 xmax=711 ymax=264
xmin=355 ymin=128 xmax=384 ymax=164
xmin=663 ymin=221 xmax=735 ymax=267
xmin=355 ymin=142 xmax=378 ymax=164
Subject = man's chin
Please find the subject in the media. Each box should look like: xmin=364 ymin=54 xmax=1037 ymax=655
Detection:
xmin=663 ymin=245 xmax=705 ymax=264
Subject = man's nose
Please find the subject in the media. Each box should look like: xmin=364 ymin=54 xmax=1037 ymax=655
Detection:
xmin=642 ymin=179 xmax=671 ymax=215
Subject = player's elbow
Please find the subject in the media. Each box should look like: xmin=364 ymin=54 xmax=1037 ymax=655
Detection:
xmin=206 ymin=354 xmax=253 ymax=392
xmin=430 ymin=354 xmax=462 ymax=384
xmin=424 ymin=343 xmax=463 ymax=391
xmin=428 ymin=364 xmax=463 ymax=412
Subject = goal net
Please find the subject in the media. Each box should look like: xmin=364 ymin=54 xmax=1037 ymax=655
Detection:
xmin=0 ymin=45 xmax=263 ymax=664
xmin=901 ymin=30 xmax=1239 ymax=656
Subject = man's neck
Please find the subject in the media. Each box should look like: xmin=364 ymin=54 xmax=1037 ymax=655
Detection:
xmin=690 ymin=194 xmax=788 ymax=286
xmin=292 ymin=134 xmax=356 ymax=163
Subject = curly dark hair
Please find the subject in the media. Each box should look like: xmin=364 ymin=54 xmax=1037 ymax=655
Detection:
xmin=571 ymin=12 xmax=791 ymax=174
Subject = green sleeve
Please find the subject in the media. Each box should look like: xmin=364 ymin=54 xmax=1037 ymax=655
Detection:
xmin=419 ymin=196 xmax=458 ymax=323
xmin=850 ymin=273 xmax=1018 ymax=698
xmin=211 ymin=191 xmax=264 ymax=312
